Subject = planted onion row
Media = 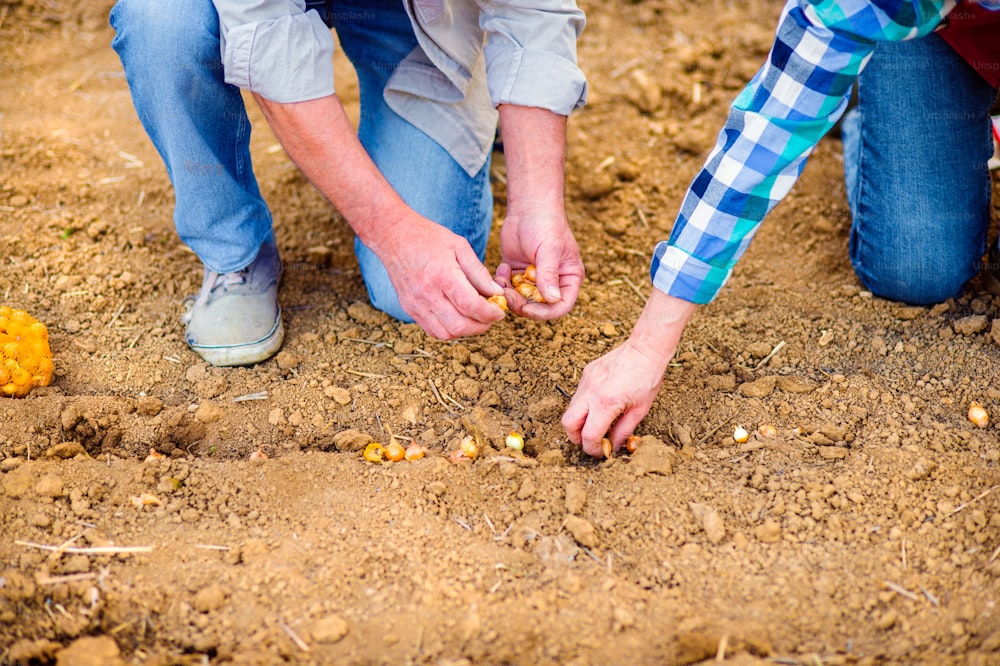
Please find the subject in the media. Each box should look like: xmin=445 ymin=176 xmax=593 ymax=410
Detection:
xmin=362 ymin=430 xmax=529 ymax=464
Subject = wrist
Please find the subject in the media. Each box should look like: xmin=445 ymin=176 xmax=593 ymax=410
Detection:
xmin=498 ymin=105 xmax=567 ymax=217
xmin=626 ymin=288 xmax=697 ymax=366
xmin=354 ymin=202 xmax=410 ymax=252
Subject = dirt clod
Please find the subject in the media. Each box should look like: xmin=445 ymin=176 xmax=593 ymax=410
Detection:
xmin=309 ymin=614 xmax=349 ymax=644
xmin=55 ymin=636 xmax=124 ymax=666
xmin=565 ymin=481 xmax=587 ymax=515
xmin=689 ymin=502 xmax=726 ymax=544
xmin=34 ymin=474 xmax=64 ymax=498
xmin=45 ymin=441 xmax=86 ymax=459
xmin=563 ymin=515 xmax=599 ymax=549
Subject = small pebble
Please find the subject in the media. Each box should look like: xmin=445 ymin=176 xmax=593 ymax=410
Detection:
xmin=193 ymin=584 xmax=229 ymax=613
xmin=875 ymin=610 xmax=898 ymax=630
xmin=754 ymin=519 xmax=782 ymax=543
xmin=564 ymin=515 xmax=598 ymax=548
xmin=310 ymin=614 xmax=349 ymax=644
xmin=565 ymin=482 xmax=587 ymax=515
xmin=35 ymin=474 xmax=65 ymax=498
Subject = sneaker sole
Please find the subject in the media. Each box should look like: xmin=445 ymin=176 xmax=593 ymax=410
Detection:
xmin=188 ymin=312 xmax=285 ymax=367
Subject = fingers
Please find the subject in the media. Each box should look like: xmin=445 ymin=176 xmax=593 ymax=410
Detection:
xmin=562 ymin=343 xmax=664 ymax=458
xmin=494 ymin=262 xmax=513 ymax=288
xmin=564 ymin=403 xmax=644 ymax=459
xmin=561 ymin=387 xmax=625 ymax=459
xmin=498 ymin=258 xmax=583 ymax=320
xmin=459 ymin=250 xmax=504 ymax=298
xmin=430 ymin=280 xmax=502 ymax=338
xmin=579 ymin=404 xmax=618 ymax=457
xmin=561 ymin=394 xmax=587 ymax=446
xmin=404 ymin=245 xmax=505 ymax=340
xmin=608 ymin=409 xmax=645 ymax=451
xmin=403 ymin=282 xmax=495 ymax=341
xmin=413 ymin=302 xmax=493 ymax=341
xmin=521 ymin=269 xmax=582 ymax=320
xmin=532 ymin=242 xmax=564 ymax=304
xmin=448 ymin=246 xmax=505 ymax=323
xmin=447 ymin=282 xmax=504 ymax=326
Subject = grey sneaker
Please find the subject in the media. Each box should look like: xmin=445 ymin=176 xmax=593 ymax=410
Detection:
xmin=182 ymin=239 xmax=284 ymax=367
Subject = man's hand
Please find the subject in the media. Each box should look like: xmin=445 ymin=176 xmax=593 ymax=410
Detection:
xmin=370 ymin=212 xmax=505 ymax=339
xmin=562 ymin=289 xmax=697 ymax=456
xmin=495 ymin=211 xmax=582 ymax=319
xmin=495 ymin=104 xmax=582 ymax=319
xmin=254 ymin=93 xmax=504 ymax=339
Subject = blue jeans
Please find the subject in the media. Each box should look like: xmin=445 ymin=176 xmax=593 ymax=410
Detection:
xmin=110 ymin=0 xmax=493 ymax=322
xmin=842 ymin=34 xmax=997 ymax=305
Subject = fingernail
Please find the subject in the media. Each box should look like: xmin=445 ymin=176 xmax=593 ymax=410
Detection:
xmin=544 ymin=286 xmax=560 ymax=302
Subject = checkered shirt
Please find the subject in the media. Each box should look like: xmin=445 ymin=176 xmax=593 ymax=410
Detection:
xmin=650 ymin=0 xmax=997 ymax=304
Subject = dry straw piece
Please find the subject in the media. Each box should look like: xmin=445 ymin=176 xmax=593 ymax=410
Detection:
xmin=0 ymin=306 xmax=53 ymax=398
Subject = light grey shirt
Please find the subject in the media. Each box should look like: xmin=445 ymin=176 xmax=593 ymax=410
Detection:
xmin=213 ymin=0 xmax=588 ymax=176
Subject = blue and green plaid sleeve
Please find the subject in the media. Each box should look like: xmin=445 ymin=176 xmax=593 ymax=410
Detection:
xmin=650 ymin=0 xmax=957 ymax=304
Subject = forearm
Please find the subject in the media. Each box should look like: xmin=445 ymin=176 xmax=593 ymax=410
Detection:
xmin=627 ymin=288 xmax=698 ymax=368
xmin=497 ymin=105 xmax=566 ymax=215
xmin=652 ymin=0 xmax=883 ymax=305
xmin=253 ymin=93 xmax=409 ymax=250
xmin=657 ymin=0 xmax=957 ymax=306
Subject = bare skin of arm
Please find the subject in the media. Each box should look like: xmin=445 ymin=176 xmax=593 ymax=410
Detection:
xmin=254 ymin=92 xmax=504 ymax=340
xmin=494 ymin=105 xmax=583 ymax=320
xmin=256 ymin=95 xmax=582 ymax=334
xmin=562 ymin=288 xmax=697 ymax=457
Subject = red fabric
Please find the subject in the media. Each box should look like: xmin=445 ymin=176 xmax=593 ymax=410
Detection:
xmin=939 ymin=3 xmax=1000 ymax=88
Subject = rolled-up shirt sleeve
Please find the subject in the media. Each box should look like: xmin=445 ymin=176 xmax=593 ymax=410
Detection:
xmin=213 ymin=0 xmax=335 ymax=103
xmin=477 ymin=0 xmax=588 ymax=115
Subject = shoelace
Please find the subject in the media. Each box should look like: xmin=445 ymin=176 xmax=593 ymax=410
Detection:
xmin=183 ymin=268 xmax=250 ymax=324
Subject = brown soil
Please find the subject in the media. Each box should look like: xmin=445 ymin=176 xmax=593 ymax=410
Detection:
xmin=2 ymin=2 xmax=1000 ymax=665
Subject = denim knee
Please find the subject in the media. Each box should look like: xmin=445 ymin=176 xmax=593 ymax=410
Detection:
xmin=843 ymin=36 xmax=995 ymax=307
xmin=859 ymin=260 xmax=971 ymax=306
xmin=354 ymin=239 xmax=415 ymax=323
xmin=367 ymin=285 xmax=414 ymax=324
xmin=110 ymin=0 xmax=219 ymax=80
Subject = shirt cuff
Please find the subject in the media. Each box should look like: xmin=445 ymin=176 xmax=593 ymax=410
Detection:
xmin=484 ymin=48 xmax=588 ymax=115
xmin=222 ymin=12 xmax=335 ymax=103
xmin=650 ymin=241 xmax=732 ymax=305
